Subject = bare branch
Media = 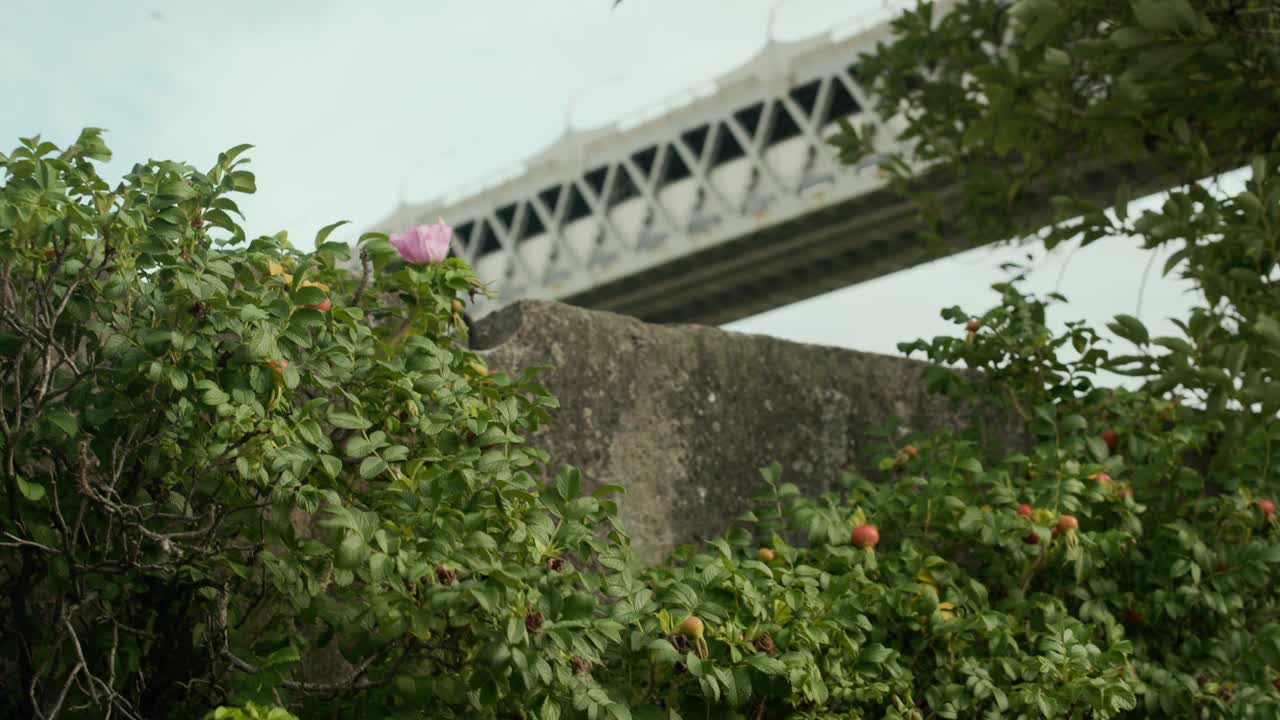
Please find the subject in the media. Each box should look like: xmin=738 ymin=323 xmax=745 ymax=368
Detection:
xmin=351 ymin=248 xmax=372 ymax=305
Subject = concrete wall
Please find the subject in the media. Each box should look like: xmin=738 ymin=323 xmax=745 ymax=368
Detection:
xmin=472 ymin=300 xmax=1020 ymax=562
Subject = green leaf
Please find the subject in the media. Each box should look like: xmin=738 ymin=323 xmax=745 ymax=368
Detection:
xmin=686 ymin=652 xmax=704 ymax=678
xmin=263 ymin=644 xmax=301 ymax=669
xmin=346 ymin=437 xmax=375 ymax=459
xmin=556 ymin=466 xmax=582 ymax=499
xmin=158 ymin=179 xmax=195 ymax=199
xmin=1114 ymin=183 xmax=1131 ymax=221
xmin=1061 ymin=414 xmax=1088 ymax=431
xmin=43 ymin=410 xmax=78 ymax=438
xmin=1108 ymin=314 xmax=1149 ymax=345
xmin=228 ymin=170 xmax=256 ymax=193
xmin=369 ymin=552 xmax=389 ymax=581
xmin=168 ymin=367 xmax=189 ymax=391
xmin=1248 ymin=154 xmax=1269 ymax=185
xmin=219 ymin=143 xmax=255 ymax=166
xmin=541 ymin=697 xmax=561 ymax=720
xmin=294 ymin=286 xmax=327 ymax=306
xmin=1132 ymin=0 xmax=1209 ymax=34
xmin=861 ymin=644 xmax=892 ymax=664
xmin=200 ymin=386 xmax=231 ymax=406
xmin=16 ymin=476 xmax=46 ymax=502
xmin=1153 ymin=336 xmax=1194 ymax=354
xmin=1086 ymin=435 xmax=1109 ymax=461
xmin=1256 ymin=315 xmax=1280 ymax=347
xmin=316 ymin=241 xmax=352 ymax=261
xmin=713 ymin=666 xmax=742 ymax=707
xmin=666 ymin=583 xmax=698 ymax=609
xmin=1110 ymin=25 xmax=1152 ymax=49
xmin=478 ymin=449 xmax=507 ymax=474
xmin=647 ymin=639 xmax=682 ymax=664
xmin=382 ymin=445 xmax=410 ymax=463
xmin=329 ymin=411 xmax=370 ymax=430
xmin=320 ymin=455 xmax=342 ymax=479
xmin=359 ymin=456 xmax=388 ymax=480
xmin=315 ymin=220 xmax=350 ymax=246
xmin=745 ymin=653 xmax=786 ymax=675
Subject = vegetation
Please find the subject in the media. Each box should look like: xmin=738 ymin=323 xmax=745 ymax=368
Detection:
xmin=2 ymin=0 xmax=1278 ymax=717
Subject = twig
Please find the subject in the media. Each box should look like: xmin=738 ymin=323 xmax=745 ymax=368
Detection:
xmin=351 ymin=249 xmax=372 ymax=305
xmin=62 ymin=617 xmax=101 ymax=704
xmin=2 ymin=532 xmax=57 ymax=552
xmin=43 ymin=661 xmax=84 ymax=720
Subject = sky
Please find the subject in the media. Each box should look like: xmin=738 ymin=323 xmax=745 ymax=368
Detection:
xmin=1 ymin=0 xmax=1219 ymax=376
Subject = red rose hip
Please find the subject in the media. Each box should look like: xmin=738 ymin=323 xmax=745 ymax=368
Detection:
xmin=851 ymin=524 xmax=880 ymax=549
xmin=1102 ymin=429 xmax=1119 ymax=451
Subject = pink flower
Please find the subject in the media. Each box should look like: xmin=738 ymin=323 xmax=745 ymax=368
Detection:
xmin=389 ymin=218 xmax=452 ymax=264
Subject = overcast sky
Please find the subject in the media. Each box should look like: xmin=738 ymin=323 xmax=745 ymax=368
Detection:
xmin=2 ymin=0 xmax=1220 ymax=375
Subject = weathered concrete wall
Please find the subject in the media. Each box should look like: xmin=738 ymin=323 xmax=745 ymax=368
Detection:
xmin=472 ymin=301 xmax=1020 ymax=563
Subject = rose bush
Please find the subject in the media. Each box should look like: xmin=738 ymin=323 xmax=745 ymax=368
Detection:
xmin=0 ymin=131 xmax=623 ymax=719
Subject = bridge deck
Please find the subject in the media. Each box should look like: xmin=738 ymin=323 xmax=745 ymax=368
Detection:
xmin=371 ymin=1 xmax=1182 ymax=326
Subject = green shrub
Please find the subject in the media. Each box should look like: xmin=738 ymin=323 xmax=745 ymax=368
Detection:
xmin=0 ymin=131 xmax=606 ymax=718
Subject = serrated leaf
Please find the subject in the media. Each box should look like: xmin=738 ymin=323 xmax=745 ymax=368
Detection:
xmin=382 ymin=444 xmax=410 ymax=463
xmin=329 ymin=411 xmax=370 ymax=430
xmin=200 ymin=386 xmax=230 ymax=406
xmin=359 ymin=456 xmax=388 ymax=480
xmin=744 ymin=654 xmax=786 ymax=675
xmin=43 ymin=410 xmax=78 ymax=438
xmin=478 ymin=449 xmax=507 ymax=474
xmin=556 ymin=466 xmax=582 ymax=500
xmin=346 ymin=437 xmax=374 ymax=459
xmin=320 ymin=455 xmax=342 ymax=479
xmin=294 ymin=285 xmax=327 ymax=306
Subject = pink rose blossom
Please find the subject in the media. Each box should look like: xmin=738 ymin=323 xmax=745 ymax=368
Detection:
xmin=389 ymin=218 xmax=452 ymax=264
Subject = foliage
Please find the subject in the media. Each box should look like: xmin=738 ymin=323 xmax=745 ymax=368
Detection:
xmin=2 ymin=0 xmax=1280 ymax=718
xmin=0 ymin=129 xmax=599 ymax=718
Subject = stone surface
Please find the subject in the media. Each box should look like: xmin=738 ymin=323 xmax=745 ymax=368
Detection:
xmin=472 ymin=300 xmax=1020 ymax=563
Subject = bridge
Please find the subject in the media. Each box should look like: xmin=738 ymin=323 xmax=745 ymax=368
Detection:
xmin=368 ymin=1 xmax=1158 ymax=326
